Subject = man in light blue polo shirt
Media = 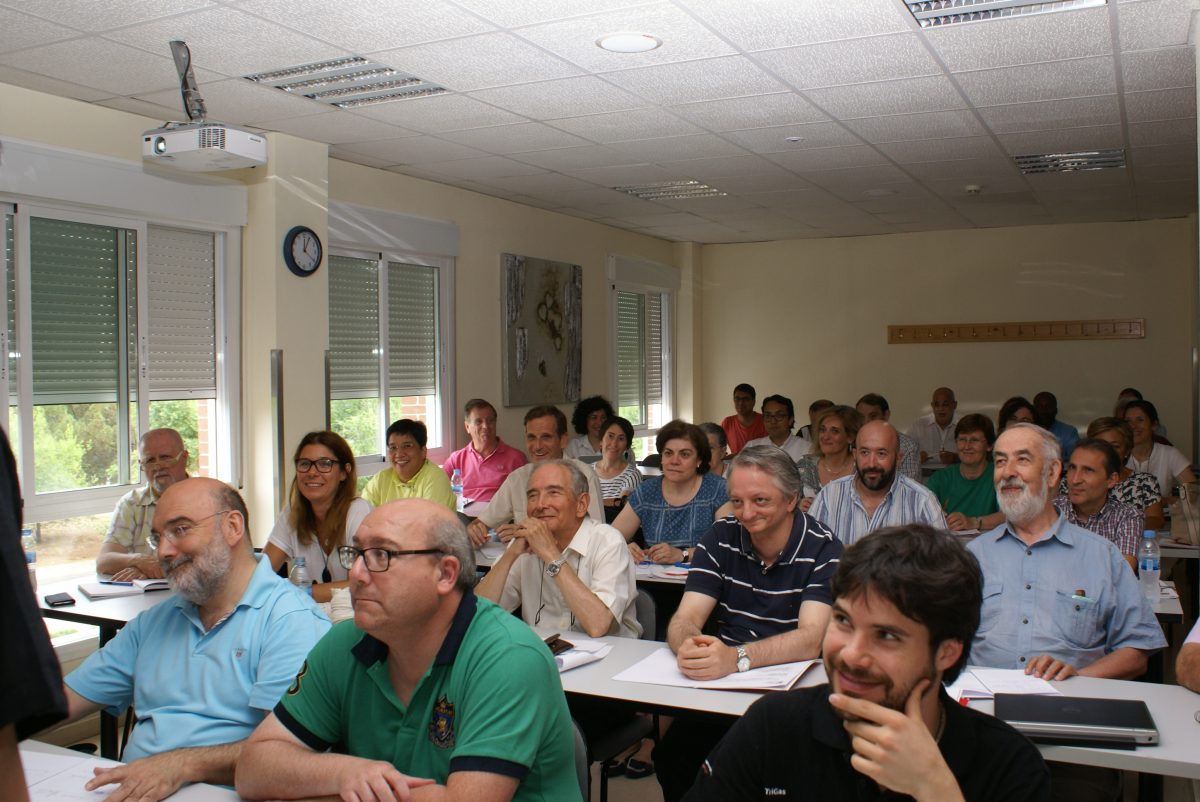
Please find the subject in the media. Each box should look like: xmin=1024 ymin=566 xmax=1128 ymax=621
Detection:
xmin=59 ymin=478 xmax=329 ymax=802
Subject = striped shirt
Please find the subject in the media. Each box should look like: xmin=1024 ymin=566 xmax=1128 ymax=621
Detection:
xmin=595 ymin=463 xmax=641 ymax=500
xmin=685 ymin=514 xmax=842 ymax=646
xmin=809 ymin=473 xmax=947 ymax=547
xmin=1053 ymin=495 xmax=1143 ymax=556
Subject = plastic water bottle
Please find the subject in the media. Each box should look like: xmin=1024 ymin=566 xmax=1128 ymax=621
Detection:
xmin=21 ymin=527 xmax=36 ymax=591
xmin=451 ymin=468 xmax=465 ymax=513
xmin=289 ymin=556 xmax=313 ymax=597
xmin=1137 ymin=530 xmax=1160 ymax=603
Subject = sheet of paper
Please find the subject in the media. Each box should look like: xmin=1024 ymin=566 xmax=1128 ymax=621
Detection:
xmin=946 ymin=667 xmax=1062 ymax=701
xmin=555 ymin=643 xmax=613 ymax=672
xmin=22 ymin=749 xmax=120 ymax=800
xmin=612 ymin=646 xmax=815 ymax=691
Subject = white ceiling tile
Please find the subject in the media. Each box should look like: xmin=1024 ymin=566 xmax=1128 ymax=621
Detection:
xmin=508 ymin=145 xmax=643 ymax=170
xmin=546 ymin=107 xmax=703 ymax=143
xmin=602 ymin=56 xmax=788 ymax=105
xmin=604 ymin=133 xmax=748 ymax=161
xmin=1121 ymin=47 xmax=1195 ymax=92
xmin=1129 ymin=143 xmax=1196 ymax=166
xmin=1133 ymin=166 xmax=1196 ymax=187
xmin=805 ymin=76 xmax=966 ymax=118
xmin=680 ymin=0 xmax=911 ymax=51
xmin=0 ymin=37 xmax=217 ymax=95
xmin=439 ymin=122 xmax=592 ymax=153
xmin=609 ymin=211 xmax=709 ymax=228
xmin=1117 ymin=0 xmax=1195 ymax=51
xmin=655 ymin=154 xmax=793 ymax=179
xmin=1026 ymin=170 xmax=1130 ymax=194
xmin=878 ymin=136 xmax=1004 ymax=164
xmin=924 ymin=8 xmax=1111 ymax=72
xmin=518 ymin=3 xmax=736 ymax=72
xmin=721 ymin=121 xmax=861 ymax=153
xmin=904 ymin=158 xmax=1024 ymax=184
xmin=955 ymin=57 xmax=1116 ymax=106
xmin=328 ymin=147 xmax=396 ymax=169
xmin=469 ymin=76 xmax=646 ymax=118
xmin=668 ymin=93 xmax=827 ymax=131
xmin=764 ymin=146 xmax=891 ymax=173
xmin=977 ymin=95 xmax=1121 ymax=134
xmin=564 ymin=164 xmax=692 ymax=186
xmin=0 ymin=7 xmax=78 ymax=54
xmin=140 ymin=78 xmax=322 ymax=124
xmin=12 ymin=0 xmax=216 ymax=31
xmin=998 ymin=125 xmax=1125 ymax=155
xmin=0 ymin=63 xmax=112 ymax=101
xmin=755 ymin=33 xmax=941 ymax=90
xmin=415 ymin=156 xmax=551 ymax=181
xmin=239 ymin=0 xmax=494 ymax=54
xmin=373 ymin=32 xmax=582 ymax=92
xmin=353 ymin=94 xmax=526 ymax=133
xmin=1128 ymin=117 xmax=1197 ymax=146
xmin=97 ymin=95 xmax=205 ymax=121
xmin=450 ymin=0 xmax=647 ymax=28
xmin=105 ymin=7 xmax=349 ymax=77
xmin=843 ymin=109 xmax=986 ymax=143
xmin=710 ymin=172 xmax=815 ymax=193
xmin=655 ymin=194 xmax=764 ymax=213
xmin=253 ymin=110 xmax=418 ymax=143
xmin=1124 ymin=87 xmax=1196 ymax=123
xmin=335 ymin=135 xmax=491 ymax=164
xmin=923 ymin=173 xmax=1032 ymax=197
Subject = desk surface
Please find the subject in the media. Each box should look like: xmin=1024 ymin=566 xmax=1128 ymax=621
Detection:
xmin=37 ymin=578 xmax=173 ymax=631
xmin=558 ymin=636 xmax=1200 ymax=779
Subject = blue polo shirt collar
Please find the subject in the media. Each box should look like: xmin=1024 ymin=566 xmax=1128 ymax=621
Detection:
xmin=174 ymin=553 xmax=276 ymax=632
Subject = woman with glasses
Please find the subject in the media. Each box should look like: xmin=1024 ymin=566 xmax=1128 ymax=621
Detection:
xmin=996 ymin=396 xmax=1036 ymax=434
xmin=264 ymin=431 xmax=371 ymax=602
xmin=362 ymin=419 xmax=456 ymax=510
xmin=926 ymin=414 xmax=1003 ymax=532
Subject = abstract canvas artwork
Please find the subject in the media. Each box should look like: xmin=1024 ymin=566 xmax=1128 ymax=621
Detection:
xmin=502 ymin=252 xmax=582 ymax=406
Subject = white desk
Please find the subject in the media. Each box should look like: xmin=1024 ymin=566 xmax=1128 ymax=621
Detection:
xmin=558 ymin=636 xmax=1200 ymax=780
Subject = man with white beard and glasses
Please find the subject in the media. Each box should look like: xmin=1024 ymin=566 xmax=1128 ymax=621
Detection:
xmin=55 ymin=478 xmax=329 ymax=802
xmin=684 ymin=525 xmax=1050 ymax=802
xmin=967 ymin=423 xmax=1165 ymax=802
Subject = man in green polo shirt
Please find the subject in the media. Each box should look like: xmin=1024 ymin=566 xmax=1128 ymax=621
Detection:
xmin=236 ymin=499 xmax=580 ymax=802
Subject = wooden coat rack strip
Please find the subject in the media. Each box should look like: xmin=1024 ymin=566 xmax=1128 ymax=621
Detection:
xmin=888 ymin=318 xmax=1145 ymax=345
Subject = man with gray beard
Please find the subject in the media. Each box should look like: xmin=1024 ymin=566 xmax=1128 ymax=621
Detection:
xmin=55 ymin=478 xmax=329 ymax=802
xmin=966 ymin=423 xmax=1164 ymax=802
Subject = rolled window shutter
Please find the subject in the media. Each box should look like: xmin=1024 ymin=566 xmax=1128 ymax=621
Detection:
xmin=147 ymin=226 xmax=215 ymax=398
xmin=328 ymin=255 xmax=380 ymax=400
xmin=387 ymin=262 xmax=437 ymax=397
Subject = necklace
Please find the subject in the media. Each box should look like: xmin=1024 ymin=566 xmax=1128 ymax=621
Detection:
xmin=820 ymin=455 xmax=852 ymax=476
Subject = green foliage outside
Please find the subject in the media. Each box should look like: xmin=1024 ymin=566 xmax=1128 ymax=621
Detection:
xmin=330 ymin=397 xmax=380 ymax=459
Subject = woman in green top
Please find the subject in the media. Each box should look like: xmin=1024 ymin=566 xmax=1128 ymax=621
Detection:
xmin=926 ymin=414 xmax=1003 ymax=532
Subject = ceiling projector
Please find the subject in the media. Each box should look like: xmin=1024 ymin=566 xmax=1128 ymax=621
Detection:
xmin=142 ymin=123 xmax=266 ymax=171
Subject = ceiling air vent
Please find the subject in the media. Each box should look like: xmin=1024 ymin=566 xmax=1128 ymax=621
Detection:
xmin=1014 ymin=149 xmax=1126 ymax=175
xmin=245 ymin=57 xmax=446 ymax=108
xmin=613 ymin=180 xmax=726 ymax=201
xmin=905 ymin=0 xmax=1105 ymax=28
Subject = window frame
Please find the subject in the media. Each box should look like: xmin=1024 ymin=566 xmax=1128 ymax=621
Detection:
xmin=610 ymin=278 xmax=674 ymax=444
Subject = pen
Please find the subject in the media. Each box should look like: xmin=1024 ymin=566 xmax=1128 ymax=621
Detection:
xmin=1070 ymin=594 xmax=1096 ymax=605
xmin=99 ymin=579 xmax=134 ymax=586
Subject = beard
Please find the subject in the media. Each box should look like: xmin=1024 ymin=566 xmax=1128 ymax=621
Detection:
xmin=858 ymin=463 xmax=897 ymax=492
xmin=824 ymin=651 xmax=937 ymax=720
xmin=162 ymin=535 xmax=231 ymax=605
xmin=996 ymin=475 xmax=1049 ymax=525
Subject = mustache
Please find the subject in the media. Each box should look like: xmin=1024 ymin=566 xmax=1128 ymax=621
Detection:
xmin=162 ymin=554 xmax=193 ymax=573
xmin=999 ymin=478 xmax=1026 ymax=490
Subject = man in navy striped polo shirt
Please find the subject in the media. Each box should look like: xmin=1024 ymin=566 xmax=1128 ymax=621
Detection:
xmin=654 ymin=444 xmax=843 ymax=802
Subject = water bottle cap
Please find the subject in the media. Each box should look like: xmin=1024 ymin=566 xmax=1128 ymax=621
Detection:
xmin=296 ymin=556 xmax=306 ymax=565
xmin=1143 ymin=530 xmax=1156 ymax=538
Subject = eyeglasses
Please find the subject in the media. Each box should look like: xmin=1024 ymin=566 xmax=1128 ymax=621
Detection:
xmin=762 ymin=412 xmax=791 ymax=421
xmin=956 ymin=436 xmax=988 ymax=446
xmin=148 ymin=509 xmax=231 ymax=549
xmin=296 ymin=458 xmax=336 ymax=473
xmin=140 ymin=450 xmax=184 ymax=469
xmin=338 ymin=545 xmax=443 ymax=572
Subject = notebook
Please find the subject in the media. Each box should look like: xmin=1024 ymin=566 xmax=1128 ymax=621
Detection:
xmin=993 ymin=693 xmax=1158 ymax=748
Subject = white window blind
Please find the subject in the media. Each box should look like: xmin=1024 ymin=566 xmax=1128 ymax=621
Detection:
xmin=328 ymin=254 xmax=381 ymax=400
xmin=387 ymin=261 xmax=437 ymax=397
xmin=147 ymin=226 xmax=215 ymax=398
xmin=616 ymin=290 xmax=646 ymax=425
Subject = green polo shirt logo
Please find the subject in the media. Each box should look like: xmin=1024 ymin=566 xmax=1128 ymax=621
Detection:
xmin=429 ymin=695 xmax=456 ymax=748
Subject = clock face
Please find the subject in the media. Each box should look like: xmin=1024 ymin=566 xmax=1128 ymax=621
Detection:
xmin=283 ymin=226 xmax=323 ymax=277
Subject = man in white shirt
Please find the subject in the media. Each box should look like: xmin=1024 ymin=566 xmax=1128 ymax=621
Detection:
xmin=907 ymin=386 xmax=961 ymax=464
xmin=745 ymin=394 xmax=809 ymax=462
xmin=476 ymin=460 xmax=639 ymax=638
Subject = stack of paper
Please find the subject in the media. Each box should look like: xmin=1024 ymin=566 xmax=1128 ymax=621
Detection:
xmin=22 ymin=747 xmax=121 ymax=800
xmin=553 ymin=637 xmax=613 ymax=672
xmin=133 ymin=578 xmax=169 ymax=592
xmin=613 ymin=647 xmax=817 ymax=691
xmin=77 ymin=582 xmax=142 ymax=600
xmin=945 ymin=667 xmax=1061 ymax=702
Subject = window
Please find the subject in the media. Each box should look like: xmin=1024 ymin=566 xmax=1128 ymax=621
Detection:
xmin=1 ymin=204 xmax=237 ymax=574
xmin=328 ymin=251 xmax=453 ymax=473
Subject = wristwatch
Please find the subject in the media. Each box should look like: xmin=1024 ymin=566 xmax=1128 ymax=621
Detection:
xmin=736 ymin=645 xmax=751 ymax=673
xmin=680 ymin=546 xmax=690 ymax=563
xmin=545 ymin=556 xmax=567 ymax=578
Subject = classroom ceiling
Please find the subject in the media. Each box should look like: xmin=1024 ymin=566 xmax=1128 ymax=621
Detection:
xmin=0 ymin=0 xmax=1196 ymax=243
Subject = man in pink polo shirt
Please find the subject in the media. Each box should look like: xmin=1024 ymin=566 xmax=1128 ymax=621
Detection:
xmin=442 ymin=398 xmax=527 ymax=504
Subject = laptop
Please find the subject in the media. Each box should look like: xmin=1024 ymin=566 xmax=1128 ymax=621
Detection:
xmin=994 ymin=694 xmax=1159 ymax=749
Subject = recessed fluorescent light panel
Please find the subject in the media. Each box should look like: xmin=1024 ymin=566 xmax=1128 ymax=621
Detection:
xmin=245 ymin=57 xmax=446 ymax=108
xmin=905 ymin=0 xmax=1105 ymax=27
xmin=613 ymin=180 xmax=726 ymax=200
xmin=1014 ymin=149 xmax=1125 ymax=174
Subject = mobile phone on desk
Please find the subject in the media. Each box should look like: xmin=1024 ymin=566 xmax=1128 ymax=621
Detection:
xmin=44 ymin=591 xmax=75 ymax=607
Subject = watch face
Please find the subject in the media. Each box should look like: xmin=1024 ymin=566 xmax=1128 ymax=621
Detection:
xmin=284 ymin=226 xmax=322 ymax=276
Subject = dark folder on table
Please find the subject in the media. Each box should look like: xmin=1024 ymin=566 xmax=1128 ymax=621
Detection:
xmin=994 ymin=693 xmax=1158 ymax=748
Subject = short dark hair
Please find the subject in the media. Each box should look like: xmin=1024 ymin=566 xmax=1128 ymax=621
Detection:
xmin=601 ymin=415 xmax=634 ymax=445
xmin=698 ymin=421 xmax=727 ymax=449
xmin=1118 ymin=387 xmax=1143 ymax=400
xmin=997 ymin=396 xmax=1036 ymax=433
xmin=1123 ymin=399 xmax=1159 ymax=424
xmin=1086 ymin=416 xmax=1133 ymax=453
xmin=463 ymin=398 xmax=496 ymax=419
xmin=525 ymin=405 xmax=568 ymax=436
xmin=761 ymin=394 xmax=794 ymax=420
xmin=832 ymin=525 xmax=982 ymax=684
xmin=808 ymin=398 xmax=835 ymax=415
xmin=856 ymin=393 xmax=889 ymax=413
xmin=386 ymin=418 xmax=428 ymax=448
xmin=955 ymin=413 xmax=996 ymax=446
xmin=655 ymin=419 xmax=711 ymax=475
xmin=733 ymin=383 xmax=756 ymax=400
xmin=1069 ymin=438 xmax=1121 ymax=477
xmin=571 ymin=396 xmax=615 ymax=436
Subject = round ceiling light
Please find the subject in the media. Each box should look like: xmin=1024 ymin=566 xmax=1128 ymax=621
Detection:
xmin=596 ymin=32 xmax=662 ymax=53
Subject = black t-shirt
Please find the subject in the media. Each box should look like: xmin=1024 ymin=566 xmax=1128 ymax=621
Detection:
xmin=683 ymin=684 xmax=1050 ymax=802
xmin=0 ymin=429 xmax=67 ymax=739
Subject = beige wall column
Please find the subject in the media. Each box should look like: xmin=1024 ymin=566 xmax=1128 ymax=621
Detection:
xmin=242 ymin=133 xmax=330 ymax=541
xmin=673 ymin=241 xmax=703 ymax=423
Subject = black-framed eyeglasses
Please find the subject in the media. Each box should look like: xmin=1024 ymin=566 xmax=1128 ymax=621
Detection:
xmin=337 ymin=545 xmax=443 ymax=572
xmin=296 ymin=458 xmax=336 ymax=473
xmin=148 ymin=509 xmax=231 ymax=549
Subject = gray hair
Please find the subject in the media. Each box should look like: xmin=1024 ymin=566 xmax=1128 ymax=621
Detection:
xmin=999 ymin=422 xmax=1062 ymax=482
xmin=425 ymin=515 xmax=477 ymax=590
xmin=534 ymin=459 xmax=590 ymax=498
xmin=728 ymin=444 xmax=803 ymax=502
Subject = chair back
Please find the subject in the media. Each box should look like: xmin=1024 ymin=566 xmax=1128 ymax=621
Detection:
xmin=634 ymin=589 xmax=656 ymax=641
xmin=571 ymin=718 xmax=589 ymax=800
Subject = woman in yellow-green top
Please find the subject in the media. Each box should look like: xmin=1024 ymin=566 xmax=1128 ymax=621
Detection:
xmin=362 ymin=418 xmax=456 ymax=510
